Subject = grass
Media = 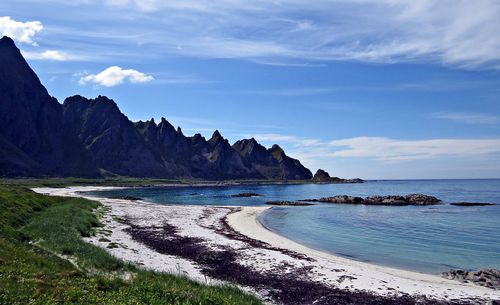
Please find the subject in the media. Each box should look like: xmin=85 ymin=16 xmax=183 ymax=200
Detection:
xmin=0 ymin=185 xmax=263 ymax=305
xmin=0 ymin=177 xmax=184 ymax=188
xmin=0 ymin=176 xmax=317 ymax=188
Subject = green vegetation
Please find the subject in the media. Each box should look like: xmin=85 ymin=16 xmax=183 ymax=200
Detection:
xmin=0 ymin=176 xmax=316 ymax=189
xmin=0 ymin=177 xmax=184 ymax=188
xmin=0 ymin=185 xmax=263 ymax=305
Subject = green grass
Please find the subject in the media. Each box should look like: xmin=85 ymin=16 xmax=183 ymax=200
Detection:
xmin=0 ymin=177 xmax=184 ymax=188
xmin=0 ymin=176 xmax=315 ymax=188
xmin=0 ymin=185 xmax=263 ymax=305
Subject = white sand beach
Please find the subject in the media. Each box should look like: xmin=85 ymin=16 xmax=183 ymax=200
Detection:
xmin=33 ymin=186 xmax=500 ymax=303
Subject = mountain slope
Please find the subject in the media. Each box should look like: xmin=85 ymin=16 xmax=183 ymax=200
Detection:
xmin=0 ymin=36 xmax=97 ymax=177
xmin=233 ymin=139 xmax=312 ymax=180
xmin=0 ymin=36 xmax=312 ymax=180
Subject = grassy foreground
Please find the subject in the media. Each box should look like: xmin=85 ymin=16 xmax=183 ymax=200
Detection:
xmin=0 ymin=185 xmax=263 ymax=305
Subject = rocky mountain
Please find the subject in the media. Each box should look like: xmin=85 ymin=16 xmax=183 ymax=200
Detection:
xmin=0 ymin=36 xmax=312 ymax=180
xmin=0 ymin=36 xmax=97 ymax=177
xmin=233 ymin=139 xmax=313 ymax=180
xmin=311 ymin=169 xmax=364 ymax=183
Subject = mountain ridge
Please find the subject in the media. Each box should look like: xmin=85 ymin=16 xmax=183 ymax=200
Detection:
xmin=0 ymin=36 xmax=312 ymax=180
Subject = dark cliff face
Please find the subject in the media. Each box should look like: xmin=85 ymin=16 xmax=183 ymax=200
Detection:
xmin=233 ymin=140 xmax=313 ymax=180
xmin=62 ymin=95 xmax=166 ymax=177
xmin=312 ymin=169 xmax=332 ymax=182
xmin=0 ymin=36 xmax=312 ymax=180
xmin=0 ymin=36 xmax=97 ymax=177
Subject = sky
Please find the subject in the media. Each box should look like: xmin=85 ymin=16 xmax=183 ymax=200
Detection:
xmin=1 ymin=0 xmax=500 ymax=179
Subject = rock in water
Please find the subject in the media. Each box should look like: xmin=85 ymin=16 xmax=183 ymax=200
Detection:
xmin=303 ymin=194 xmax=441 ymax=206
xmin=311 ymin=169 xmax=364 ymax=183
xmin=450 ymin=202 xmax=496 ymax=206
xmin=310 ymin=195 xmax=364 ymax=204
xmin=442 ymin=269 xmax=500 ymax=289
xmin=110 ymin=196 xmax=142 ymax=201
xmin=404 ymin=194 xmax=441 ymax=205
xmin=312 ymin=169 xmax=332 ymax=182
xmin=266 ymin=201 xmax=314 ymax=206
xmin=230 ymin=192 xmax=262 ymax=198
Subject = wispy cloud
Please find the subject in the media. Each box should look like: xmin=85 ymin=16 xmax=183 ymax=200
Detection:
xmin=329 ymin=137 xmax=500 ymax=162
xmin=432 ymin=112 xmax=500 ymax=125
xmin=253 ymin=133 xmax=500 ymax=163
xmin=0 ymin=16 xmax=42 ymax=46
xmin=253 ymin=133 xmax=322 ymax=147
xmin=149 ymin=72 xmax=209 ymax=85
xmin=218 ymin=87 xmax=338 ymax=96
xmin=9 ymin=0 xmax=500 ymax=69
xmin=22 ymin=50 xmax=82 ymax=61
xmin=79 ymin=66 xmax=154 ymax=87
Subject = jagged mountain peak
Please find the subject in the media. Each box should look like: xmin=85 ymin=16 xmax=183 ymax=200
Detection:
xmin=236 ymin=138 xmax=259 ymax=146
xmin=212 ymin=130 xmax=222 ymax=139
xmin=156 ymin=117 xmax=174 ymax=130
xmin=191 ymin=133 xmax=205 ymax=141
xmin=0 ymin=36 xmax=15 ymax=46
xmin=0 ymin=36 xmax=98 ymax=177
xmin=233 ymin=138 xmax=266 ymax=155
xmin=0 ymin=37 xmax=313 ymax=180
xmin=209 ymin=130 xmax=228 ymax=145
xmin=270 ymin=144 xmax=284 ymax=153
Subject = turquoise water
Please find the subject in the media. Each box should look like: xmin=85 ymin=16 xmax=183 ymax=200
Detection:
xmin=87 ymin=179 xmax=500 ymax=274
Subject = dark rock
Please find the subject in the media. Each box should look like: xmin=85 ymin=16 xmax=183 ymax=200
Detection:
xmin=304 ymin=194 xmax=441 ymax=206
xmin=230 ymin=192 xmax=262 ymax=198
xmin=309 ymin=195 xmax=364 ymax=204
xmin=312 ymin=169 xmax=332 ymax=182
xmin=346 ymin=178 xmax=364 ymax=183
xmin=404 ymin=193 xmax=441 ymax=205
xmin=110 ymin=196 xmax=142 ymax=201
xmin=442 ymin=269 xmax=500 ymax=289
xmin=0 ymin=36 xmax=313 ymax=180
xmin=0 ymin=36 xmax=98 ymax=177
xmin=311 ymin=169 xmax=363 ymax=184
xmin=450 ymin=202 xmax=496 ymax=206
xmin=266 ymin=201 xmax=313 ymax=206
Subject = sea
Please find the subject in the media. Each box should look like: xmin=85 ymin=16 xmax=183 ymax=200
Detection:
xmin=86 ymin=179 xmax=500 ymax=274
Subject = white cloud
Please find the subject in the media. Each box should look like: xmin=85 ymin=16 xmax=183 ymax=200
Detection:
xmin=251 ymin=133 xmax=500 ymax=178
xmin=79 ymin=66 xmax=154 ymax=87
xmin=22 ymin=50 xmax=78 ymax=61
xmin=329 ymin=137 xmax=500 ymax=162
xmin=0 ymin=16 xmax=43 ymax=46
xmin=433 ymin=112 xmax=500 ymax=125
xmin=253 ymin=133 xmax=500 ymax=163
xmin=82 ymin=0 xmax=500 ymax=69
xmin=14 ymin=1 xmax=500 ymax=69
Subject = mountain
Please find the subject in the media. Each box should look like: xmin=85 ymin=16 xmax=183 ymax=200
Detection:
xmin=0 ymin=36 xmax=97 ymax=177
xmin=233 ymin=139 xmax=313 ymax=179
xmin=311 ymin=169 xmax=364 ymax=183
xmin=0 ymin=36 xmax=312 ymax=180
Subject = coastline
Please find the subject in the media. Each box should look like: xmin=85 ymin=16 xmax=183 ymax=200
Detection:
xmin=227 ymin=206 xmax=499 ymax=299
xmin=33 ymin=186 xmax=500 ymax=304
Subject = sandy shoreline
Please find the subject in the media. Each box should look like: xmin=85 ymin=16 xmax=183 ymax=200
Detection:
xmin=228 ymin=206 xmax=500 ymax=299
xmin=33 ymin=186 xmax=499 ymax=304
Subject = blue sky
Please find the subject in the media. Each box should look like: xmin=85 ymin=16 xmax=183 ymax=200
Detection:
xmin=1 ymin=1 xmax=500 ymax=179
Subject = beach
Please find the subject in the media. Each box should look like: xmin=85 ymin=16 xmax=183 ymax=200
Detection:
xmin=33 ymin=186 xmax=500 ymax=304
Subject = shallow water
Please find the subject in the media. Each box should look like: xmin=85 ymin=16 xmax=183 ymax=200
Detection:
xmin=88 ymin=179 xmax=500 ymax=274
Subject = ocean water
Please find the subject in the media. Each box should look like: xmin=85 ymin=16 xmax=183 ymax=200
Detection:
xmin=87 ymin=179 xmax=500 ymax=274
